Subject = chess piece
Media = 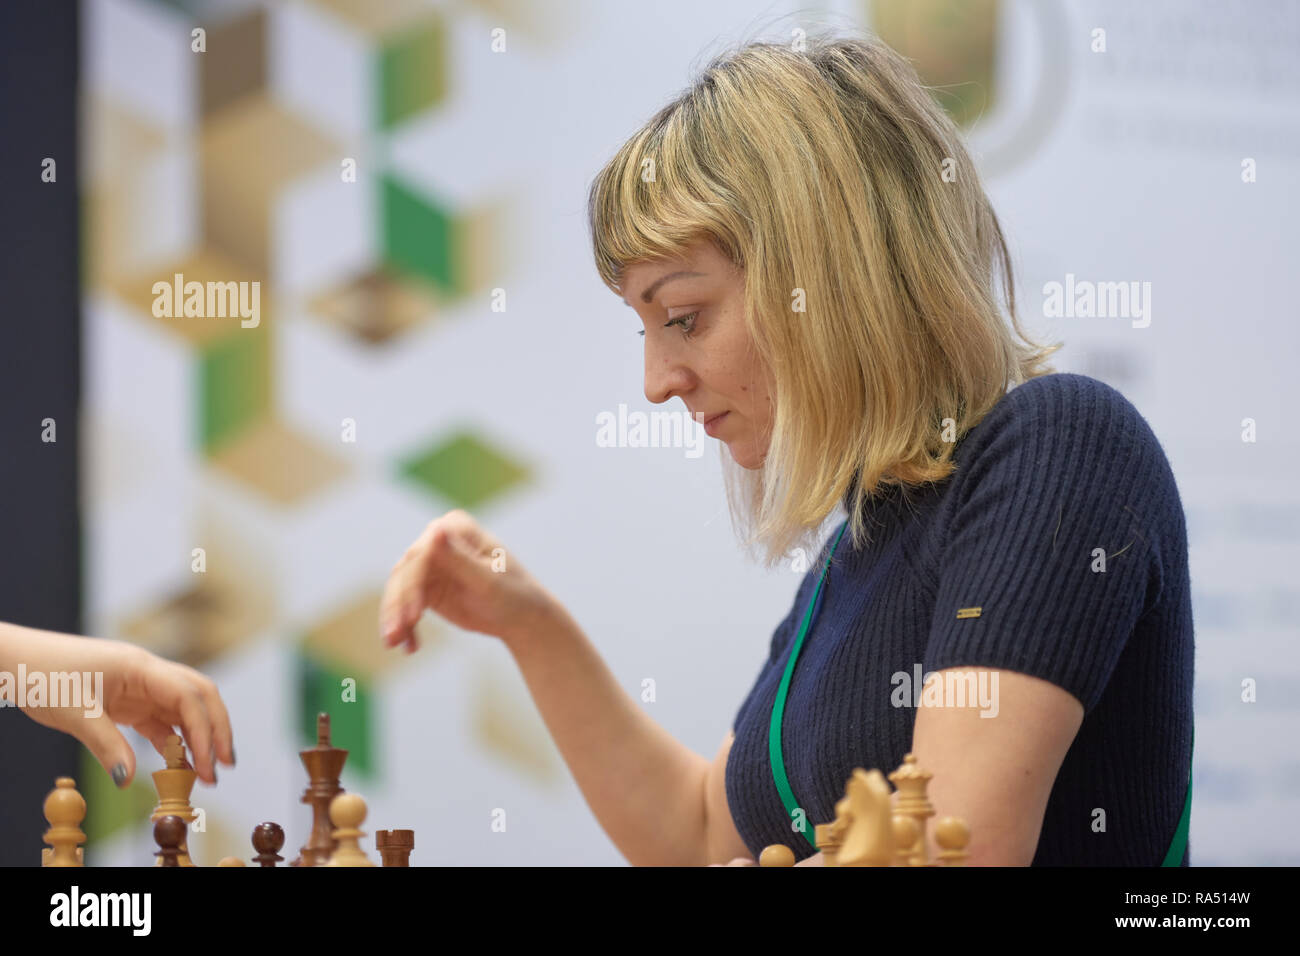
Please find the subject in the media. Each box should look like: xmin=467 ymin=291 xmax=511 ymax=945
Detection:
xmin=375 ymin=829 xmax=414 ymax=867
xmin=891 ymin=815 xmax=921 ymax=866
xmin=217 ymin=857 xmax=246 ymax=867
xmin=324 ymin=793 xmax=375 ymax=867
xmin=253 ymin=822 xmax=286 ymax=867
xmin=815 ymin=793 xmax=852 ymax=867
xmin=935 ymin=817 xmax=971 ymax=866
xmin=888 ymin=753 xmax=935 ymax=866
xmin=155 ymin=816 xmax=186 ymax=867
xmin=42 ymin=778 xmax=86 ymax=867
xmin=292 ymin=713 xmax=348 ymax=867
xmin=838 ymin=768 xmax=895 ymax=867
xmin=151 ymin=734 xmax=197 ymax=866
xmin=759 ymin=844 xmax=796 ymax=867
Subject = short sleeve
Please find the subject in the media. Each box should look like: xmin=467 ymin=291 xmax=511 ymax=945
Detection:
xmin=923 ymin=375 xmax=1172 ymax=715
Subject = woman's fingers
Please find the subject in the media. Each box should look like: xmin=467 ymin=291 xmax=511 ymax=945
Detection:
xmin=381 ymin=538 xmax=431 ymax=648
xmin=381 ymin=517 xmax=460 ymax=649
xmin=380 ymin=509 xmax=525 ymax=647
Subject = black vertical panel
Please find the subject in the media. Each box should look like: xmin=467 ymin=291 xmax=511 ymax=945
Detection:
xmin=0 ymin=0 xmax=82 ymax=865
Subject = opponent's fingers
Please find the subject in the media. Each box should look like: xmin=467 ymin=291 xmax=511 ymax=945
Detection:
xmin=179 ymin=665 xmax=235 ymax=767
xmin=133 ymin=718 xmax=177 ymax=759
xmin=140 ymin=661 xmax=216 ymax=784
xmin=76 ymin=715 xmax=137 ymax=789
xmin=175 ymin=689 xmax=216 ymax=784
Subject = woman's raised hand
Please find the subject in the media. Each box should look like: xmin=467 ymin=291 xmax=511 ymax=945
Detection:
xmin=380 ymin=509 xmax=553 ymax=652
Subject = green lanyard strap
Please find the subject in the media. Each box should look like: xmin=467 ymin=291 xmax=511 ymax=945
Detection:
xmin=769 ymin=522 xmax=848 ymax=850
xmin=1162 ymin=726 xmax=1194 ymax=866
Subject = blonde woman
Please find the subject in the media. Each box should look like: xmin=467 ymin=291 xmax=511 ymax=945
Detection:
xmin=381 ymin=32 xmax=1193 ymax=866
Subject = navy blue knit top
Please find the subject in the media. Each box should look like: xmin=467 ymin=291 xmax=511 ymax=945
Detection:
xmin=725 ymin=373 xmax=1194 ymax=865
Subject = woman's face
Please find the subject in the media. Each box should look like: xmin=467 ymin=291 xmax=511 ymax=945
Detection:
xmin=621 ymin=240 xmax=775 ymax=470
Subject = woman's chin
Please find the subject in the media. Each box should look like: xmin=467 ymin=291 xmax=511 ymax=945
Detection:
xmin=727 ymin=442 xmax=764 ymax=470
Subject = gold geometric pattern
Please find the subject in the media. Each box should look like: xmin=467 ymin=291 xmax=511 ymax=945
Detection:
xmin=117 ymin=515 xmax=275 ymax=671
xmin=200 ymin=94 xmax=339 ymax=273
xmin=302 ymin=590 xmax=439 ymax=683
xmin=108 ymin=247 xmax=265 ymax=346
xmin=208 ymin=417 xmax=349 ymax=506
xmin=309 ymin=0 xmax=438 ymax=37
xmin=308 ymin=267 xmax=440 ymax=344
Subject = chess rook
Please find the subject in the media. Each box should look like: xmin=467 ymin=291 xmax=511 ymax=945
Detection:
xmin=375 ymin=829 xmax=414 ymax=867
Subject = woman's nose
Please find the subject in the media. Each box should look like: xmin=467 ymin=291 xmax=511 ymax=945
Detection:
xmin=643 ymin=341 xmax=690 ymax=406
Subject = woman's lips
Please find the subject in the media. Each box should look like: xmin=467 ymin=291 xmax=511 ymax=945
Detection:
xmin=704 ymin=412 xmax=729 ymax=436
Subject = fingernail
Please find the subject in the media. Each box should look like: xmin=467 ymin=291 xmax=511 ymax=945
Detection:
xmin=111 ymin=764 xmax=128 ymax=788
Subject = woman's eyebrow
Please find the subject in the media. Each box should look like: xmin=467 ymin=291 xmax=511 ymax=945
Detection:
xmin=637 ymin=270 xmax=707 ymax=304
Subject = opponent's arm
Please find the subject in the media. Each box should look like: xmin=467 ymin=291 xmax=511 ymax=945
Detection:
xmin=0 ymin=620 xmax=234 ymax=785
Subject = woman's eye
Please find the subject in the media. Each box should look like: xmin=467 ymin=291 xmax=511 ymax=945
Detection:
xmin=636 ymin=311 xmax=700 ymax=338
xmin=666 ymin=311 xmax=700 ymax=336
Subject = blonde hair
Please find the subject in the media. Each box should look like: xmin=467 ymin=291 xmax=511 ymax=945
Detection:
xmin=588 ymin=30 xmax=1060 ymax=567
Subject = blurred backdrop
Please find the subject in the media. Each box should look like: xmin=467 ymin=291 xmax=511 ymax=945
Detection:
xmin=3 ymin=0 xmax=1297 ymax=865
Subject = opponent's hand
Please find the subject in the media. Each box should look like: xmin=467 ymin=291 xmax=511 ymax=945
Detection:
xmin=380 ymin=509 xmax=553 ymax=652
xmin=707 ymin=857 xmax=758 ymax=866
xmin=6 ymin=629 xmax=234 ymax=787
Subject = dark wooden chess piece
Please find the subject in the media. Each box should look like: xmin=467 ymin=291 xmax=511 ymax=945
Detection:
xmin=291 ymin=713 xmax=348 ymax=867
xmin=155 ymin=815 xmax=186 ymax=867
xmin=252 ymin=822 xmax=286 ymax=867
xmin=376 ymin=829 xmax=415 ymax=867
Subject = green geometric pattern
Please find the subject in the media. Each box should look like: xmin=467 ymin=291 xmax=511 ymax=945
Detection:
xmin=398 ymin=431 xmax=530 ymax=510
xmin=381 ymin=174 xmax=460 ymax=296
xmin=378 ymin=17 xmax=448 ymax=130
xmin=79 ymin=747 xmax=159 ymax=846
xmin=198 ymin=329 xmax=271 ymax=453
xmin=296 ymin=651 xmax=375 ymax=779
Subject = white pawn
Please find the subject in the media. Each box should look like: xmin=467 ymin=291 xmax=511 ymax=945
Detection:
xmin=42 ymin=777 xmax=86 ymax=867
xmin=324 ymin=793 xmax=376 ymax=867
